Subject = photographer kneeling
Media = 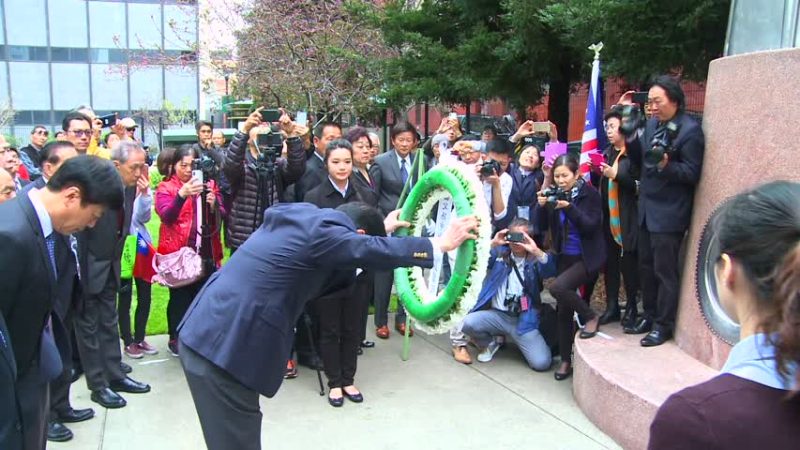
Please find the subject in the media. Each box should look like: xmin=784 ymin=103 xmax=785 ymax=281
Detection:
xmin=461 ymin=219 xmax=556 ymax=371
xmin=617 ymin=76 xmax=705 ymax=347
xmin=223 ymin=108 xmax=307 ymax=252
xmin=535 ymin=155 xmax=605 ymax=381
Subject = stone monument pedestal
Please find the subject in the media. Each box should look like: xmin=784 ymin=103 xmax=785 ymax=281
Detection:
xmin=573 ymin=47 xmax=800 ymax=449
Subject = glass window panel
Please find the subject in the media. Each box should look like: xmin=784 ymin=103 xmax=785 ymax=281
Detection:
xmin=89 ymin=1 xmax=126 ymax=49
xmin=164 ymin=65 xmax=197 ymax=110
xmin=129 ymin=66 xmax=163 ymax=110
xmin=8 ymin=46 xmax=49 ymax=62
xmin=128 ymin=3 xmax=162 ymax=49
xmin=33 ymin=110 xmax=52 ymax=124
xmin=15 ymin=110 xmax=34 ymax=126
xmin=5 ymin=0 xmax=46 ymax=46
xmin=51 ymin=47 xmax=89 ymax=63
xmin=48 ymin=0 xmax=88 ymax=48
xmin=9 ymin=62 xmax=51 ymax=109
xmin=51 ymin=64 xmax=90 ymax=110
xmin=0 ymin=62 xmax=8 ymax=105
xmin=89 ymin=49 xmax=127 ymax=64
xmin=163 ymin=5 xmax=196 ymax=50
xmin=728 ymin=0 xmax=785 ymax=55
xmin=0 ymin=2 xmax=5 ymax=45
xmin=91 ymin=64 xmax=129 ymax=111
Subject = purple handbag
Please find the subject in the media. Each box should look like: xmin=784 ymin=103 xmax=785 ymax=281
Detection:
xmin=152 ymin=195 xmax=205 ymax=288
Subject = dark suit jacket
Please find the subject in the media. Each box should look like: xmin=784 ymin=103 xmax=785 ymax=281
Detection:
xmin=76 ymin=186 xmax=134 ymax=296
xmin=369 ymin=150 xmax=423 ymax=216
xmin=0 ymin=194 xmax=59 ymax=376
xmin=292 ymin=152 xmax=325 ymax=202
xmin=178 ymin=203 xmax=434 ymax=397
xmin=627 ymin=112 xmax=704 ymax=233
xmin=351 ymin=168 xmax=378 ymax=207
xmin=0 ymin=311 xmax=23 ymax=450
xmin=303 ymin=176 xmax=371 ymax=209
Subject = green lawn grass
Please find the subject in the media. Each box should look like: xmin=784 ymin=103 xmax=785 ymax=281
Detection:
xmin=128 ymin=207 xmax=398 ymax=337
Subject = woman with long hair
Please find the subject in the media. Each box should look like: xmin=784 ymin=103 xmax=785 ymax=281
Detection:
xmin=649 ymin=181 xmax=800 ymax=449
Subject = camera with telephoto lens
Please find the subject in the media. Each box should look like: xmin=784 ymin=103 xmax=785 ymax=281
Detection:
xmin=644 ymin=121 xmax=680 ymax=169
xmin=480 ymin=159 xmax=502 ymax=177
xmin=541 ymin=186 xmax=569 ymax=206
xmin=192 ymin=154 xmax=218 ymax=182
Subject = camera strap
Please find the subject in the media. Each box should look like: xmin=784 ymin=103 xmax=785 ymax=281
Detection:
xmin=508 ymin=255 xmax=541 ymax=310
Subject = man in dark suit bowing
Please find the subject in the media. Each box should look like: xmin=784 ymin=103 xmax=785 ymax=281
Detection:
xmin=0 ymin=155 xmax=123 ymax=450
xmin=179 ymin=202 xmax=478 ymax=450
xmin=0 ymin=311 xmax=23 ymax=450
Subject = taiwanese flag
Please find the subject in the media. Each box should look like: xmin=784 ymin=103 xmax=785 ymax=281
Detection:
xmin=132 ymin=232 xmax=157 ymax=282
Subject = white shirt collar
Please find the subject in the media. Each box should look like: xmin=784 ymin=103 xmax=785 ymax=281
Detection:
xmin=27 ymin=187 xmax=54 ymax=238
xmin=328 ymin=176 xmax=349 ymax=198
xmin=395 ymin=150 xmax=410 ymax=168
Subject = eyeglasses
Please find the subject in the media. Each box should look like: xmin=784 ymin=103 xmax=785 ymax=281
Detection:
xmin=34 ymin=130 xmax=49 ymax=136
xmin=68 ymin=130 xmax=92 ymax=137
xmin=126 ymin=128 xmax=136 ymax=132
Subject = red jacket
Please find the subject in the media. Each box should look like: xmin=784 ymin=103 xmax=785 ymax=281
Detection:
xmin=155 ymin=175 xmax=224 ymax=266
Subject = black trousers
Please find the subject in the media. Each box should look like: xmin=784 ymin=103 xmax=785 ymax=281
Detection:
xmin=605 ymin=233 xmax=640 ymax=310
xmin=357 ymin=272 xmax=374 ymax=342
xmin=373 ymin=270 xmax=406 ymax=328
xmin=168 ymin=276 xmax=207 ymax=340
xmin=180 ymin=342 xmax=262 ymax=450
xmin=638 ymin=224 xmax=684 ymax=332
xmin=549 ymin=254 xmax=598 ymax=363
xmin=74 ymin=275 xmax=124 ymax=391
xmin=17 ymin=366 xmax=49 ymax=450
xmin=49 ymin=311 xmax=76 ymax=419
xmin=118 ymin=277 xmax=152 ymax=346
xmin=315 ymin=282 xmax=366 ymax=389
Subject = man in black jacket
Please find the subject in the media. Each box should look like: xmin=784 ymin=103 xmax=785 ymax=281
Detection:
xmin=620 ymin=76 xmax=705 ymax=346
xmin=222 ymin=108 xmax=307 ymax=252
xmin=288 ymin=121 xmax=342 ymax=202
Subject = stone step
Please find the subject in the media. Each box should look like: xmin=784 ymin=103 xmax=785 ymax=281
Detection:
xmin=573 ymin=323 xmax=717 ymax=450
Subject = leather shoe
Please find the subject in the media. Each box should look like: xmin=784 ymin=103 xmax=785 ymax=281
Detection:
xmin=375 ymin=326 xmax=390 ymax=339
xmin=120 ymin=361 xmax=132 ymax=374
xmin=69 ymin=366 xmax=83 ymax=384
xmin=554 ymin=367 xmax=573 ymax=381
xmin=328 ymin=391 xmax=344 ymax=408
xmin=47 ymin=421 xmax=73 ymax=442
xmin=91 ymin=388 xmax=126 ymax=409
xmin=623 ymin=317 xmax=653 ymax=335
xmin=598 ymin=306 xmax=620 ymax=325
xmin=621 ymin=305 xmax=638 ymax=329
xmin=641 ymin=329 xmax=672 ymax=347
xmin=110 ymin=376 xmax=151 ymax=394
xmin=343 ymin=387 xmax=363 ymax=403
xmin=360 ymin=340 xmax=375 ymax=348
xmin=395 ymin=322 xmax=414 ymax=337
xmin=579 ymin=317 xmax=600 ymax=339
xmin=57 ymin=407 xmax=95 ymax=423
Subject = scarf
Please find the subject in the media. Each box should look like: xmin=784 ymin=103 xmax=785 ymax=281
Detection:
xmin=607 ymin=146 xmax=626 ymax=248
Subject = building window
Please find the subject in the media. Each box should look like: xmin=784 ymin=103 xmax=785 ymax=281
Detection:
xmin=8 ymin=46 xmax=49 ymax=62
xmin=90 ymin=49 xmax=128 ymax=64
xmin=51 ymin=47 xmax=89 ymax=63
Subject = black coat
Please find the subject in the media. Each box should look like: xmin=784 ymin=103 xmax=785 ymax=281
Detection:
xmin=536 ymin=181 xmax=606 ymax=274
xmin=627 ymin=112 xmax=705 ymax=233
xmin=600 ymin=144 xmax=639 ymax=251
xmin=351 ymin=168 xmax=379 ymax=207
xmin=222 ymin=132 xmax=307 ymax=249
xmin=0 ymin=310 xmax=22 ymax=450
xmin=291 ymin=152 xmax=326 ymax=203
xmin=303 ymin=176 xmax=373 ymax=209
xmin=509 ymin=164 xmax=545 ymax=233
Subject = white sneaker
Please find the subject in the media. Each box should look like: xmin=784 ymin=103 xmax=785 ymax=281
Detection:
xmin=477 ymin=341 xmax=501 ymax=363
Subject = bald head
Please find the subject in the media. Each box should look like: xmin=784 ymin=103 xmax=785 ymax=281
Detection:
xmin=0 ymin=167 xmax=15 ymax=204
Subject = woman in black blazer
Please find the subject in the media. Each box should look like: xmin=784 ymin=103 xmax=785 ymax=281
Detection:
xmin=344 ymin=127 xmax=378 ymax=207
xmin=536 ymin=155 xmax=606 ymax=381
xmin=303 ymin=139 xmax=372 ymax=407
xmin=597 ymin=110 xmax=640 ymax=328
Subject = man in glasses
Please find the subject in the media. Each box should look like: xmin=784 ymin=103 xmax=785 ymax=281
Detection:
xmin=21 ymin=125 xmax=49 ymax=171
xmin=62 ymin=112 xmax=94 ymax=155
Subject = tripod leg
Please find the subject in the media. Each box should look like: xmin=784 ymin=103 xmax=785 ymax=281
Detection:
xmin=302 ymin=313 xmax=325 ymax=396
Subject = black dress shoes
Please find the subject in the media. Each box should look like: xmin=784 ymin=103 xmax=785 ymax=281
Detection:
xmin=110 ymin=376 xmax=151 ymax=394
xmin=57 ymin=407 xmax=95 ymax=423
xmin=120 ymin=361 xmax=132 ymax=374
xmin=623 ymin=317 xmax=653 ymax=335
xmin=328 ymin=393 xmax=344 ymax=408
xmin=69 ymin=366 xmax=84 ymax=383
xmin=360 ymin=340 xmax=375 ymax=348
xmin=91 ymin=388 xmax=126 ymax=409
xmin=343 ymin=389 xmax=364 ymax=403
xmin=598 ymin=307 xmax=620 ymax=325
xmin=47 ymin=421 xmax=73 ymax=442
xmin=641 ymin=329 xmax=672 ymax=347
xmin=554 ymin=367 xmax=573 ymax=381
xmin=620 ymin=306 xmax=638 ymax=329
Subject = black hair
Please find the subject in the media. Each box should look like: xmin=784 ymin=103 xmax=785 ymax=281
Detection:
xmin=716 ymin=181 xmax=800 ymax=393
xmin=552 ymin=154 xmax=579 ymax=174
xmin=344 ymin=126 xmax=373 ymax=148
xmin=323 ymin=139 xmax=354 ymax=165
xmin=485 ymin=139 xmax=510 ymax=156
xmin=195 ymin=120 xmax=213 ymax=133
xmin=62 ymin=111 xmax=92 ymax=132
xmin=313 ymin=121 xmax=342 ymax=139
xmin=31 ymin=125 xmax=48 ymax=135
xmin=5 ymin=147 xmax=18 ymax=156
xmin=40 ymin=141 xmax=76 ymax=167
xmin=483 ymin=125 xmax=498 ymax=135
xmin=651 ymin=75 xmax=686 ymax=112
xmin=604 ymin=109 xmax=622 ymax=122
xmin=390 ymin=122 xmax=419 ymax=142
xmin=46 ymin=155 xmax=124 ymax=209
xmin=158 ymin=144 xmax=197 ymax=177
xmin=336 ymin=202 xmax=386 ymax=237
xmin=508 ymin=217 xmax=530 ymax=230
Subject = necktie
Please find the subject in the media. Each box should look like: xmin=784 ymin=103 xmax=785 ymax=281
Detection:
xmin=400 ymin=158 xmax=408 ymax=185
xmin=45 ymin=233 xmax=57 ymax=279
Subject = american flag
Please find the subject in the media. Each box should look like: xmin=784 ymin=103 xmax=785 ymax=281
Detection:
xmin=580 ymin=53 xmax=606 ymax=181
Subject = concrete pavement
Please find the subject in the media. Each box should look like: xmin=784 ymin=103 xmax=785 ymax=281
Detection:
xmin=51 ymin=322 xmax=619 ymax=450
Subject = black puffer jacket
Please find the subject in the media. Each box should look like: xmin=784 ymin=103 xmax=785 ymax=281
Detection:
xmin=223 ymin=132 xmax=306 ymax=249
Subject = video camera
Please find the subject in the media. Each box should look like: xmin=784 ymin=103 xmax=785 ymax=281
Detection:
xmin=541 ymin=186 xmax=569 ymax=206
xmin=644 ymin=121 xmax=680 ymax=169
xmin=255 ymin=129 xmax=284 ymax=175
xmin=192 ymin=153 xmax=218 ymax=183
xmin=479 ymin=159 xmax=502 ymax=177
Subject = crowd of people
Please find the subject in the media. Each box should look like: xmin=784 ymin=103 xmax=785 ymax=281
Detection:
xmin=0 ymin=74 xmax=798 ymax=450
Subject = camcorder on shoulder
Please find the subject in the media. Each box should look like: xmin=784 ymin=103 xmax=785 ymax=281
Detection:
xmin=541 ymin=186 xmax=569 ymax=206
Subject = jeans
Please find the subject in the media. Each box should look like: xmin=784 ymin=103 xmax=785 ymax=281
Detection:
xmin=462 ymin=309 xmax=552 ymax=371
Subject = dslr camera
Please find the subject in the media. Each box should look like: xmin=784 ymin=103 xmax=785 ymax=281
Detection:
xmin=479 ymin=159 xmax=502 ymax=177
xmin=541 ymin=186 xmax=569 ymax=206
xmin=644 ymin=121 xmax=680 ymax=169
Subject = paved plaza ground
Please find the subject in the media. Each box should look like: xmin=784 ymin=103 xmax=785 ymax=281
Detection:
xmin=51 ymin=320 xmax=619 ymax=450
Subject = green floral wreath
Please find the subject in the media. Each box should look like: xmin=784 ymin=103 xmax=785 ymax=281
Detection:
xmin=393 ymin=162 xmax=492 ymax=334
